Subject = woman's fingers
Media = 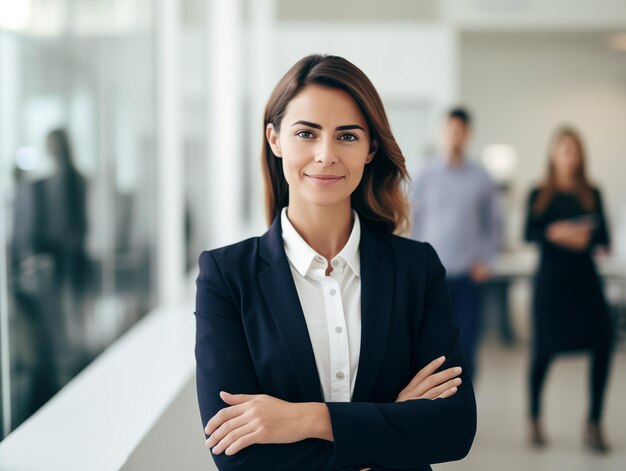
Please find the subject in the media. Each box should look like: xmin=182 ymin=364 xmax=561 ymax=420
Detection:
xmin=211 ymin=423 xmax=255 ymax=455
xmin=421 ymin=377 xmax=462 ymax=400
xmin=206 ymin=412 xmax=248 ymax=448
xmin=397 ymin=367 xmax=463 ymax=402
xmin=414 ymin=366 xmax=462 ymax=397
xmin=399 ymin=376 xmax=462 ymax=402
xmin=225 ymin=430 xmax=260 ymax=456
xmin=402 ymin=356 xmax=446 ymax=392
xmin=205 ymin=404 xmax=245 ymax=435
xmin=396 ymin=360 xmax=462 ymax=402
xmin=220 ymin=391 xmax=257 ymax=405
xmin=435 ymin=386 xmax=458 ymax=400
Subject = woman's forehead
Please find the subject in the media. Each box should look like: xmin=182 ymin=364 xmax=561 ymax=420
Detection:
xmin=284 ymin=85 xmax=367 ymax=128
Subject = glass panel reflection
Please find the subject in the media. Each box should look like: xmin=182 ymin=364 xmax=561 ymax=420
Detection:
xmin=0 ymin=0 xmax=156 ymax=437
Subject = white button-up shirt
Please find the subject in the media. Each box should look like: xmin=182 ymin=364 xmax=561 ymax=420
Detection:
xmin=281 ymin=207 xmax=362 ymax=402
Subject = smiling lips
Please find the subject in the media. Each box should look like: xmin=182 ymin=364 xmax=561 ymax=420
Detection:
xmin=305 ymin=173 xmax=344 ymax=185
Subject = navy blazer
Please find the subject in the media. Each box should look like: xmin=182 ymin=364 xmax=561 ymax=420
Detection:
xmin=195 ymin=214 xmax=477 ymax=470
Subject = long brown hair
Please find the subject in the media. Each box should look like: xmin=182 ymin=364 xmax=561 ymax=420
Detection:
xmin=261 ymin=54 xmax=409 ymax=234
xmin=533 ymin=126 xmax=595 ymax=214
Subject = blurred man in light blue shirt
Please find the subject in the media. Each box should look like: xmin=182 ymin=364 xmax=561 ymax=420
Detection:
xmin=410 ymin=108 xmax=501 ymax=379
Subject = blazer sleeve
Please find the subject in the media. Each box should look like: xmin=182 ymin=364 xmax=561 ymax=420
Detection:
xmin=325 ymin=243 xmax=477 ymax=470
xmin=195 ymin=251 xmax=332 ymax=470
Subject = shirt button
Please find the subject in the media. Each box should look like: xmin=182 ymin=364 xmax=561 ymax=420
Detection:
xmin=332 ymin=259 xmax=339 ymax=267
xmin=329 ymin=289 xmax=337 ymax=296
xmin=315 ymin=256 xmax=324 ymax=264
xmin=335 ymin=371 xmax=345 ymax=380
xmin=335 ymin=326 xmax=343 ymax=334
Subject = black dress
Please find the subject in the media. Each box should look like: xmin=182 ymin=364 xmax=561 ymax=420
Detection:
xmin=524 ymin=187 xmax=612 ymax=354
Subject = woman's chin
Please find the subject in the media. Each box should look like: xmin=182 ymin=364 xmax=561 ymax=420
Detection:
xmin=301 ymin=194 xmax=351 ymax=209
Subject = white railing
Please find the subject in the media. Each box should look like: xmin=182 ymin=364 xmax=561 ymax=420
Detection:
xmin=0 ymin=276 xmax=207 ymax=470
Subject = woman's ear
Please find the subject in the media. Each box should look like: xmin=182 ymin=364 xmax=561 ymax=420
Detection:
xmin=366 ymin=139 xmax=378 ymax=163
xmin=266 ymin=123 xmax=282 ymax=158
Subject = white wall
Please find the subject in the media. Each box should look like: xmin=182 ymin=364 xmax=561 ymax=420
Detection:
xmin=443 ymin=0 xmax=626 ymax=30
xmin=277 ymin=23 xmax=458 ymax=104
xmin=460 ymin=32 xmax=626 ymax=254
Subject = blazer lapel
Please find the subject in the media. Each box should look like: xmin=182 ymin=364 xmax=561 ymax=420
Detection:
xmin=257 ymin=215 xmax=324 ymax=402
xmin=352 ymin=224 xmax=394 ymax=402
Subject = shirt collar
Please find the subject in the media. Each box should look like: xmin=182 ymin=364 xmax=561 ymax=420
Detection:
xmin=281 ymin=207 xmax=361 ymax=278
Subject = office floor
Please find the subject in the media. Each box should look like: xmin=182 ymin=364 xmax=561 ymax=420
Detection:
xmin=436 ymin=340 xmax=626 ymax=471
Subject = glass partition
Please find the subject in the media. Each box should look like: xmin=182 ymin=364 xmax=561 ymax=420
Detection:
xmin=0 ymin=0 xmax=157 ymax=437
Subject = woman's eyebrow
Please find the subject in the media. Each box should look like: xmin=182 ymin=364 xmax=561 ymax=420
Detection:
xmin=336 ymin=124 xmax=366 ymax=132
xmin=291 ymin=120 xmax=366 ymax=132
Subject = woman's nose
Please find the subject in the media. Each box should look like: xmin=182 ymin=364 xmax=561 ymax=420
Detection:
xmin=315 ymin=138 xmax=337 ymax=166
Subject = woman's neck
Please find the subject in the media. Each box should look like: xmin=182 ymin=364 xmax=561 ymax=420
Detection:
xmin=285 ymin=198 xmax=353 ymax=262
xmin=554 ymin=173 xmax=577 ymax=191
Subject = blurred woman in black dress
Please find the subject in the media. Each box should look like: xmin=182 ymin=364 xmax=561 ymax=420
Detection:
xmin=524 ymin=127 xmax=614 ymax=453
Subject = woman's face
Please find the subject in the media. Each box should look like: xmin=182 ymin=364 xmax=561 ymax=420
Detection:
xmin=552 ymin=134 xmax=581 ymax=179
xmin=266 ymin=85 xmax=376 ymax=210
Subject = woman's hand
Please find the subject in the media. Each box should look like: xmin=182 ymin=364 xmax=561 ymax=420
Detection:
xmin=396 ymin=356 xmax=462 ymax=402
xmin=205 ymin=392 xmax=331 ymax=456
xmin=546 ymin=220 xmax=591 ymax=250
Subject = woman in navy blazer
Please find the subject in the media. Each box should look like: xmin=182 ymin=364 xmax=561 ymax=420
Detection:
xmin=196 ymin=54 xmax=476 ymax=470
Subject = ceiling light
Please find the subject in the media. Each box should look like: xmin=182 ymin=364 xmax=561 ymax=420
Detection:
xmin=0 ymin=0 xmax=32 ymax=31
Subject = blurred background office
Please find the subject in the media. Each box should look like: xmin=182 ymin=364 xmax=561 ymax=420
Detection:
xmin=0 ymin=0 xmax=625 ymax=470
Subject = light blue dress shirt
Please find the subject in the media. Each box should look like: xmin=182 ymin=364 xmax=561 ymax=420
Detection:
xmin=409 ymin=157 xmax=502 ymax=276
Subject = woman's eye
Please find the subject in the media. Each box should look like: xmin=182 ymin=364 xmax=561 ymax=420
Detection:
xmin=339 ymin=133 xmax=358 ymax=142
xmin=296 ymin=130 xmax=315 ymax=139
